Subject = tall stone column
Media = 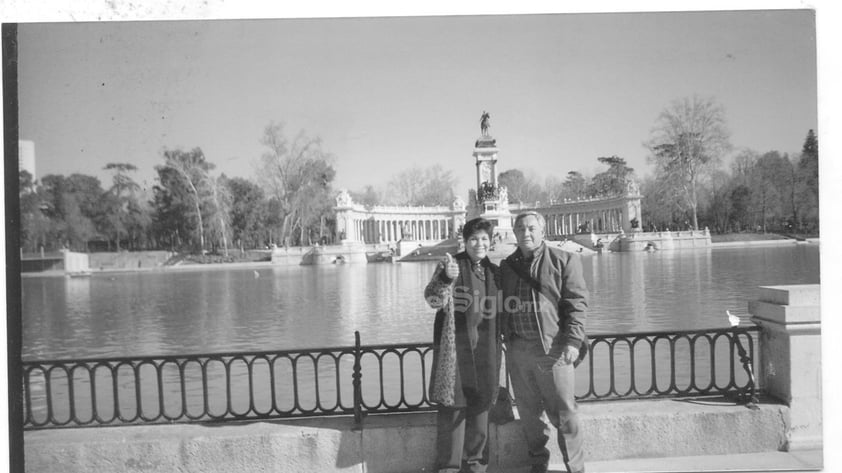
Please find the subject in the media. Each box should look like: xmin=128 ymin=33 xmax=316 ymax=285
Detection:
xmin=749 ymin=284 xmax=821 ymax=451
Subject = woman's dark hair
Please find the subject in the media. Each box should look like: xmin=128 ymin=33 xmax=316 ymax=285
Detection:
xmin=462 ymin=217 xmax=494 ymax=241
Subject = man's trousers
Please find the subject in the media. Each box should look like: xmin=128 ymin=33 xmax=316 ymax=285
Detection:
xmin=507 ymin=337 xmax=585 ymax=473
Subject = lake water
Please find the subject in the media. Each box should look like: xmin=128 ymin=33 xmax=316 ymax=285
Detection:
xmin=20 ymin=244 xmax=821 ymax=425
xmin=21 ymin=244 xmax=820 ymax=360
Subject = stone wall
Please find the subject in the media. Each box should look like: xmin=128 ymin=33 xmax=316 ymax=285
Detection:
xmin=24 ymin=400 xmax=789 ymax=473
xmin=89 ymin=251 xmax=172 ymax=270
xmin=619 ymin=230 xmax=712 ymax=251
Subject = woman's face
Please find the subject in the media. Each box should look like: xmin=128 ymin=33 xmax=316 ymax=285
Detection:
xmin=465 ymin=230 xmax=491 ymax=262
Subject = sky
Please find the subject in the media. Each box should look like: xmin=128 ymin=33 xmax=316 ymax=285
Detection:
xmin=15 ymin=9 xmax=818 ymax=201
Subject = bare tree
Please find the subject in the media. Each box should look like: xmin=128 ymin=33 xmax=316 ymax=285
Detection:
xmin=646 ymin=96 xmax=732 ymax=230
xmin=206 ymin=175 xmax=232 ymax=256
xmin=161 ymin=148 xmax=213 ymax=252
xmin=383 ymin=165 xmax=457 ymax=206
xmin=257 ymin=122 xmax=336 ymax=246
xmin=497 ymin=169 xmax=542 ymax=204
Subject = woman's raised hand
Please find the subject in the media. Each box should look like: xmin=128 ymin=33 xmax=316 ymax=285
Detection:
xmin=444 ymin=253 xmax=459 ymax=279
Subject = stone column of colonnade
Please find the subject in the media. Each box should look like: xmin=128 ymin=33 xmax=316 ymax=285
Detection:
xmin=342 ymin=214 xmax=458 ymax=243
xmin=534 ymin=207 xmax=629 ymax=236
xmin=394 ymin=217 xmax=451 ymax=242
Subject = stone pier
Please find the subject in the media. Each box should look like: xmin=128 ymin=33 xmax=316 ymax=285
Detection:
xmin=749 ymin=284 xmax=822 ymax=451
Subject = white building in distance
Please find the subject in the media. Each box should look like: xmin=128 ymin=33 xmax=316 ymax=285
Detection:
xmin=19 ymin=140 xmax=36 ymax=180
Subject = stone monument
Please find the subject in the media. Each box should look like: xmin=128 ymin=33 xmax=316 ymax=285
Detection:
xmin=467 ymin=111 xmax=513 ymax=237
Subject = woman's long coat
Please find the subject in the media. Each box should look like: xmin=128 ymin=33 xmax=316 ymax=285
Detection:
xmin=424 ymin=252 xmax=502 ymax=409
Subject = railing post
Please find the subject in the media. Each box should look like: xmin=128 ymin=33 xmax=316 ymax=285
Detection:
xmin=352 ymin=330 xmax=364 ymax=431
xmin=749 ymin=284 xmax=821 ymax=451
xmin=732 ymin=329 xmax=758 ymax=408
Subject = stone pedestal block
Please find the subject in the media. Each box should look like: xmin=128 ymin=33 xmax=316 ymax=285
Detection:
xmin=749 ymin=284 xmax=821 ymax=451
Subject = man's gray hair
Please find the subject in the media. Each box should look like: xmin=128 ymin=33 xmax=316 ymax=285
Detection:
xmin=514 ymin=211 xmax=546 ymax=230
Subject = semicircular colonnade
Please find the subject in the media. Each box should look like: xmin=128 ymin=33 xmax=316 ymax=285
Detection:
xmin=333 ymin=186 xmax=643 ymax=244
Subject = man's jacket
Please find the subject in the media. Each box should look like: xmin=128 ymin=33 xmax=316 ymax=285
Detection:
xmin=500 ymin=243 xmax=589 ymax=358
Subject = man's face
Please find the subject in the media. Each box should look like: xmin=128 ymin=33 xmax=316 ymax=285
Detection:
xmin=514 ymin=215 xmax=544 ymax=254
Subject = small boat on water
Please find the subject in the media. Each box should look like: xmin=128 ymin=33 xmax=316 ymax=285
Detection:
xmin=66 ymin=271 xmax=92 ymax=278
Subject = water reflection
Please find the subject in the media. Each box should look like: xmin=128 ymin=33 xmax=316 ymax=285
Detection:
xmin=22 ymin=245 xmax=819 ymax=360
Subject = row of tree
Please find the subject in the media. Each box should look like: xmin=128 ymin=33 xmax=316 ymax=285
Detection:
xmin=18 ymin=98 xmax=820 ymax=254
xmin=642 ymin=97 xmax=818 ymax=234
xmin=20 ymin=123 xmax=339 ymax=254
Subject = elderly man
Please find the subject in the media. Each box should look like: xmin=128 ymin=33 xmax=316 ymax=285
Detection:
xmin=500 ymin=211 xmax=589 ymax=473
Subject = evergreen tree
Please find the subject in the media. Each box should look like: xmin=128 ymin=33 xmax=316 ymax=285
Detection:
xmin=796 ymin=129 xmax=819 ymax=232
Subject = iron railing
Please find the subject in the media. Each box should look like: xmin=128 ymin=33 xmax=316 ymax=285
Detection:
xmin=22 ymin=326 xmax=759 ymax=430
xmin=580 ymin=327 xmax=758 ymax=404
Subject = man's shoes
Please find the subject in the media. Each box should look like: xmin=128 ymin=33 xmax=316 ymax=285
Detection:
xmin=529 ymin=464 xmax=548 ymax=473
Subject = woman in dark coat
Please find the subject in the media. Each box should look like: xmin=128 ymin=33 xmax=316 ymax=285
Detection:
xmin=424 ymin=217 xmax=502 ymax=473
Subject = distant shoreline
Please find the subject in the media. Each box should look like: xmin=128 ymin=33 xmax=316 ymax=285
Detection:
xmin=20 ymin=236 xmax=818 ymax=278
xmin=20 ymin=260 xmax=280 ymax=278
xmin=711 ymin=238 xmax=819 ymax=248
